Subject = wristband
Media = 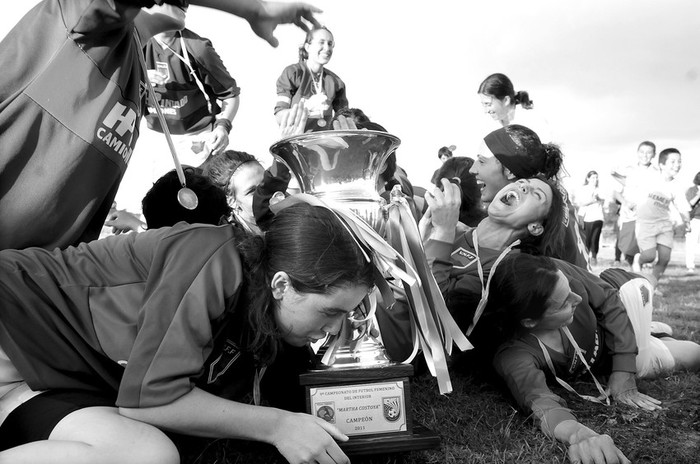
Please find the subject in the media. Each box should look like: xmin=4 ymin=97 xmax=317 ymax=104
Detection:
xmin=214 ymin=118 xmax=233 ymax=134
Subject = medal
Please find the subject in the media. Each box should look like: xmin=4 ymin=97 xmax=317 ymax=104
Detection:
xmin=317 ymin=119 xmax=327 ymax=127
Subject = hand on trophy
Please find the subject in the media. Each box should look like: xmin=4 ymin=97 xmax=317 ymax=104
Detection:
xmin=331 ymin=114 xmax=359 ymax=130
xmin=271 ymin=411 xmax=350 ymax=464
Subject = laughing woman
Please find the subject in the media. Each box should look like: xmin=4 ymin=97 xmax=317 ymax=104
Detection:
xmin=274 ymin=26 xmax=348 ymax=132
xmin=0 ymin=203 xmax=373 ymax=464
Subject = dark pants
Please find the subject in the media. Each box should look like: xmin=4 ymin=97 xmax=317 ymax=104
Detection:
xmin=583 ymin=220 xmax=604 ymax=258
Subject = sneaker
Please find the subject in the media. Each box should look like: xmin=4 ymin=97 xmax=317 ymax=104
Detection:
xmin=650 ymin=321 xmax=673 ymax=338
xmin=632 ymin=253 xmax=642 ymax=272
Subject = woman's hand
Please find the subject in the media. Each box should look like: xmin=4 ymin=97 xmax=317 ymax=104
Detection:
xmin=607 ymin=371 xmax=662 ymax=411
xmin=422 ymin=179 xmax=461 ymax=243
xmin=556 ymin=421 xmax=630 ymax=464
xmin=208 ymin=126 xmax=229 ymax=155
xmin=249 ymin=2 xmax=322 ymax=47
xmin=568 ymin=433 xmax=630 ymax=464
xmin=271 ymin=411 xmax=350 ymax=464
xmin=104 ymin=209 xmax=145 ymax=234
xmin=279 ymin=101 xmax=309 ymax=139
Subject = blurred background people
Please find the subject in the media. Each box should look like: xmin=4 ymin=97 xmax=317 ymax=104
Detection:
xmin=574 ymin=170 xmax=605 ymax=265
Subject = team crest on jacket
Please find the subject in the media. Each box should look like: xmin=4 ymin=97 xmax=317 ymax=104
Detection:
xmin=382 ymin=396 xmax=402 ymax=422
xmin=450 ymin=247 xmax=478 ymax=270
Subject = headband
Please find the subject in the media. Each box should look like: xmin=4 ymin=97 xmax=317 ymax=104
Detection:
xmin=483 ymin=127 xmax=543 ymax=179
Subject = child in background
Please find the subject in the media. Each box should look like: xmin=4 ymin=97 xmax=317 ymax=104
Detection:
xmin=631 ymin=149 xmax=690 ymax=282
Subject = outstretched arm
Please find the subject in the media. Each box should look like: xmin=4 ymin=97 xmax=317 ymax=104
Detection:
xmin=191 ymin=0 xmax=322 ymax=47
xmin=120 ymin=386 xmax=349 ymax=464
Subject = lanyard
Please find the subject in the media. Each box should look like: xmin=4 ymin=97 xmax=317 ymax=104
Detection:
xmin=154 ymin=34 xmax=213 ymax=114
xmin=533 ymin=327 xmax=610 ymax=406
xmin=467 ymin=230 xmax=520 ymax=336
xmin=253 ymin=365 xmax=268 ymax=406
xmin=307 ymin=64 xmax=324 ymax=95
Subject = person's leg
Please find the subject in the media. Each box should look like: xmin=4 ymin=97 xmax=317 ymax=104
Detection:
xmin=652 ymin=244 xmax=672 ymax=281
xmin=634 ymin=221 xmax=658 ymax=271
xmin=582 ymin=221 xmax=593 ymax=253
xmin=589 ymin=220 xmax=603 ymax=260
xmin=0 ymin=392 xmax=179 ymax=464
xmin=661 ymin=338 xmax=700 ymax=372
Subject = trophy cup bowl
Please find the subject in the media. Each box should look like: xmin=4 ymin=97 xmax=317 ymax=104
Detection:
xmin=269 ymin=130 xmax=440 ymax=454
xmin=270 ymin=130 xmax=400 ymax=370
xmin=269 ymin=130 xmax=400 ymax=232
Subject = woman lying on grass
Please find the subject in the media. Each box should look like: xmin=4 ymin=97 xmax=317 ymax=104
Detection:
xmin=0 ymin=203 xmax=375 ymax=464
xmin=485 ymin=253 xmax=700 ymax=464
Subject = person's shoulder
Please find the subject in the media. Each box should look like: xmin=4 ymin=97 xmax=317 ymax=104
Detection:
xmin=180 ymin=28 xmax=216 ymax=54
xmin=157 ymin=222 xmax=237 ymax=247
xmin=322 ymin=67 xmax=343 ymax=80
xmin=281 ymin=62 xmax=303 ymax=74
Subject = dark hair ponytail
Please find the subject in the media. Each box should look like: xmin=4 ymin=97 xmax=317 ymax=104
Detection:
xmin=540 ymin=143 xmax=564 ymax=180
xmin=513 ymin=90 xmax=534 ymax=110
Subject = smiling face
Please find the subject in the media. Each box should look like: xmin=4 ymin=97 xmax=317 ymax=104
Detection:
xmin=487 ymin=178 xmax=553 ymax=233
xmin=637 ymin=144 xmax=656 ymax=167
xmin=527 ymin=271 xmax=582 ymax=331
xmin=305 ymin=29 xmax=334 ymax=67
xmin=659 ymin=152 xmax=681 ymax=179
xmin=272 ymin=275 xmax=370 ymax=346
xmin=480 ymin=93 xmax=510 ymax=122
xmin=470 ymin=141 xmax=512 ymax=203
xmin=228 ymin=162 xmax=265 ymax=224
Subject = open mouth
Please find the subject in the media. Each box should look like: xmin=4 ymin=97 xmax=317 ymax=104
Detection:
xmin=500 ymin=189 xmax=520 ymax=206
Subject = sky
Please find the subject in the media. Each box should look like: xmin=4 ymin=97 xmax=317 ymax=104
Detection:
xmin=2 ymin=0 xmax=699 ymax=199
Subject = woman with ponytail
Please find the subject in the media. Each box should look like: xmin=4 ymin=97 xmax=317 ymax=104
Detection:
xmin=274 ymin=26 xmax=348 ymax=132
xmin=477 ymin=73 xmax=553 ymax=143
xmin=0 ymin=203 xmax=371 ymax=464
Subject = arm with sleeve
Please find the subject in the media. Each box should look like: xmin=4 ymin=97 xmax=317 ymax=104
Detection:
xmin=118 ymin=225 xmax=244 ymax=408
xmin=558 ymin=260 xmax=637 ymax=374
xmin=274 ymin=64 xmax=301 ymax=115
xmin=493 ymin=342 xmax=576 ymax=437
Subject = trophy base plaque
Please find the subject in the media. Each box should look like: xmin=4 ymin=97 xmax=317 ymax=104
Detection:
xmin=298 ymin=364 xmax=440 ymax=455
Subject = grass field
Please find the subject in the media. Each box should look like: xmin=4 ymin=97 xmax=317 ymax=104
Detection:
xmin=181 ymin=232 xmax=700 ymax=464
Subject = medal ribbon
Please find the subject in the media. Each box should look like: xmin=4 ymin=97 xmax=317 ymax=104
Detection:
xmin=468 ymin=230 xmax=520 ymax=336
xmin=533 ymin=327 xmax=610 ymax=406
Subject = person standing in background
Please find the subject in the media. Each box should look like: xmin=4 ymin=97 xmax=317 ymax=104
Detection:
xmin=684 ymin=171 xmax=700 ymax=272
xmin=144 ymin=26 xmax=240 ymax=168
xmin=612 ymin=141 xmax=658 ymax=266
xmin=477 ymin=72 xmax=553 ymax=143
xmin=431 ymin=145 xmax=456 ymax=186
xmin=631 ymin=148 xmax=689 ymax=283
xmin=574 ymin=171 xmax=605 ymax=265
xmin=274 ymin=26 xmax=348 ymax=132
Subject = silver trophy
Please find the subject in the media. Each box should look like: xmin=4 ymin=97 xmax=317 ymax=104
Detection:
xmin=269 ymin=130 xmax=400 ymax=369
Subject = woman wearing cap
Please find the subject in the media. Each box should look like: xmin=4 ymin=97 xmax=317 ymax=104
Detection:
xmin=469 ymin=124 xmax=590 ymax=268
xmin=274 ymin=26 xmax=348 ymax=132
xmin=0 ymin=203 xmax=374 ymax=464
xmin=485 ymin=253 xmax=700 ymax=464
